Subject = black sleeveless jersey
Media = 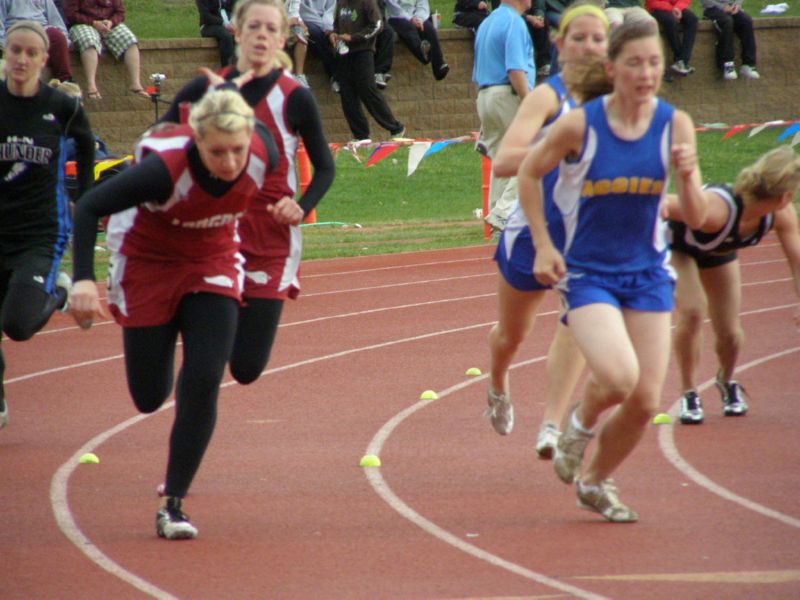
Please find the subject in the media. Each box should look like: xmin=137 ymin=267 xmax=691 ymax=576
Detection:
xmin=0 ymin=82 xmax=94 ymax=249
xmin=668 ymin=183 xmax=774 ymax=258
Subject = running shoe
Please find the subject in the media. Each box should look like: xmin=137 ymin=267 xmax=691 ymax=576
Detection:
xmin=156 ymin=497 xmax=198 ymax=540
xmin=484 ymin=388 xmax=513 ymax=435
xmin=722 ymin=61 xmax=738 ymax=80
xmin=390 ymin=125 xmax=407 ymax=141
xmin=554 ymin=410 xmax=593 ymax=483
xmin=671 ymin=59 xmax=695 ymax=76
xmin=576 ymin=479 xmax=638 ymax=523
xmin=56 ymin=271 xmax=72 ymax=312
xmin=679 ymin=390 xmax=704 ymax=424
xmin=484 ymin=212 xmax=507 ymax=233
xmin=0 ymin=397 xmax=8 ymax=429
xmin=739 ymin=64 xmax=760 ymax=79
xmin=535 ymin=422 xmax=560 ymax=460
xmin=716 ymin=379 xmax=749 ymax=416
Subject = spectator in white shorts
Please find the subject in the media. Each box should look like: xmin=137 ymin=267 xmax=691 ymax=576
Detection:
xmin=64 ymin=0 xmax=148 ymax=100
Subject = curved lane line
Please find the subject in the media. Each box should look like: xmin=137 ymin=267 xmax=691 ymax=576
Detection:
xmin=50 ymin=406 xmax=180 ymax=600
xmin=48 ymin=321 xmax=496 ymax=599
xmin=364 ymin=358 xmax=609 ymax=600
xmin=659 ymin=347 xmax=800 ymax=529
xmin=43 ymin=293 xmax=797 ymax=597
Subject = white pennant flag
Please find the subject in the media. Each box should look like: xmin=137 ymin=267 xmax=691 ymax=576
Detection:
xmin=407 ymin=142 xmax=432 ymax=176
xmin=749 ymin=120 xmax=785 ymax=137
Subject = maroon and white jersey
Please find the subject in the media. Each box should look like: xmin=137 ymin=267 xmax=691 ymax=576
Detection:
xmin=238 ymin=71 xmax=303 ymax=300
xmin=106 ymin=123 xmax=268 ymax=326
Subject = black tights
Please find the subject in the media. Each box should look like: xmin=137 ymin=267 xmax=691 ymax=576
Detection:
xmin=229 ymin=297 xmax=284 ymax=384
xmin=123 ymin=293 xmax=238 ymax=498
xmin=0 ymin=282 xmax=65 ymax=400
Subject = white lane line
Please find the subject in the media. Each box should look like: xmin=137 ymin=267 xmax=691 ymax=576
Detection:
xmin=34 ymin=320 xmax=114 ymax=336
xmin=301 ymin=272 xmax=495 ymax=297
xmin=50 ymin=405 xmax=180 ymax=600
xmin=281 ymin=292 xmax=497 ymax=327
xmin=742 ymin=277 xmax=792 ymax=287
xmin=659 ymin=347 xmax=800 ymax=529
xmin=48 ymin=321 xmax=497 ymax=599
xmin=42 ymin=286 xmax=797 ymax=597
xmin=6 ymin=353 xmax=124 ymax=384
xmin=303 ymin=253 xmax=490 ymax=278
xmin=364 ymin=359 xmax=609 ymax=600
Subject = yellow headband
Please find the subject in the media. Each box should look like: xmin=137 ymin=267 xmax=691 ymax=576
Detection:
xmin=558 ymin=5 xmax=609 ymax=38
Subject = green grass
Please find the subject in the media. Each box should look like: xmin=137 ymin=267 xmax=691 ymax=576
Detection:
xmin=125 ymin=0 xmax=798 ymax=38
xmin=64 ymin=114 xmax=793 ymax=279
xmin=299 ymin=127 xmax=793 ymax=259
xmin=300 ymin=141 xmax=485 ymax=259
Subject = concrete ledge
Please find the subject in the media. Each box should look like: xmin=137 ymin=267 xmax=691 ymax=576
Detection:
xmin=76 ymin=18 xmax=799 ymax=155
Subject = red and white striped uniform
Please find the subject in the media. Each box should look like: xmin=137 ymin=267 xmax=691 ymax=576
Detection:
xmin=237 ymin=70 xmax=304 ymax=300
xmin=105 ymin=123 xmax=268 ymax=327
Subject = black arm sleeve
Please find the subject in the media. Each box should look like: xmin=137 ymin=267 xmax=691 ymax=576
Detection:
xmin=254 ymin=121 xmax=280 ymax=176
xmin=72 ymin=154 xmax=174 ymax=281
xmin=63 ymin=97 xmax=96 ymax=198
xmin=285 ymin=87 xmax=335 ymax=215
xmin=159 ymin=76 xmax=210 ymax=123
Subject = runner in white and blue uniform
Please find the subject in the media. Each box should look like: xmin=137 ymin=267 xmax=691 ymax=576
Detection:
xmin=483 ymin=2 xmax=610 ymax=453
xmin=553 ymin=94 xmax=676 ymax=314
xmin=494 ymin=73 xmax=574 ymax=292
xmin=517 ymin=13 xmax=707 ymax=522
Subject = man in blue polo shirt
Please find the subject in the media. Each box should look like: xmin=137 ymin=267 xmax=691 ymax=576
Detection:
xmin=473 ymin=0 xmax=535 ymax=233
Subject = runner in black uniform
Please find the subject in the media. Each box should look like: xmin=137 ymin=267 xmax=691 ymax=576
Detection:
xmin=0 ymin=21 xmax=94 ymax=429
xmin=665 ymin=145 xmax=800 ymax=424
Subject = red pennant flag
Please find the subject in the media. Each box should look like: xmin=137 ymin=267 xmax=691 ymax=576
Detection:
xmin=366 ymin=143 xmax=400 ymax=167
xmin=722 ymin=124 xmax=748 ymax=139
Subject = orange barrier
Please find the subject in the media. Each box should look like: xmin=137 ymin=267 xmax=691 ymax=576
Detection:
xmin=481 ymin=155 xmax=491 ymax=240
xmin=297 ymin=144 xmax=316 ymax=224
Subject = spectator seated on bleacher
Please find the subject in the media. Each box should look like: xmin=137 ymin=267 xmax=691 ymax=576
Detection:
xmin=0 ymin=0 xmax=74 ymax=81
xmin=385 ymin=0 xmax=449 ymax=80
xmin=63 ymin=0 xmax=149 ymax=100
xmin=452 ymin=0 xmax=490 ymax=32
xmin=195 ymin=0 xmax=235 ymax=67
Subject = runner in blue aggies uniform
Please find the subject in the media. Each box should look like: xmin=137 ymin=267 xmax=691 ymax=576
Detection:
xmin=486 ymin=1 xmax=609 ymax=460
xmin=517 ymin=13 xmax=707 ymax=522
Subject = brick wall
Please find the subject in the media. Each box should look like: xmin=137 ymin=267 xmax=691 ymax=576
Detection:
xmin=77 ymin=18 xmax=799 ymax=155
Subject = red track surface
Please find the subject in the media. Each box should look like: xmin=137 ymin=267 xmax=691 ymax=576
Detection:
xmin=2 ymin=238 xmax=799 ymax=599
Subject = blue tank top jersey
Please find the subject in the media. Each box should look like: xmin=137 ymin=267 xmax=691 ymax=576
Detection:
xmin=553 ymin=95 xmax=675 ymax=274
xmin=502 ymin=74 xmax=576 ymax=246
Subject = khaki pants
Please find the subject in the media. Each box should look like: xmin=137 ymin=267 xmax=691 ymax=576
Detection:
xmin=477 ymin=85 xmax=521 ymax=225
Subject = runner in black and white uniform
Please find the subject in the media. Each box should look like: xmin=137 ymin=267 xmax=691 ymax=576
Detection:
xmin=666 ymin=146 xmax=800 ymax=424
xmin=0 ymin=20 xmax=94 ymax=429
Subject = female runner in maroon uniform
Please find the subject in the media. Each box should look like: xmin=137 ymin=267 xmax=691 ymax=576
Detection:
xmin=69 ymin=89 xmax=278 ymax=540
xmin=162 ymin=0 xmax=335 ymax=386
